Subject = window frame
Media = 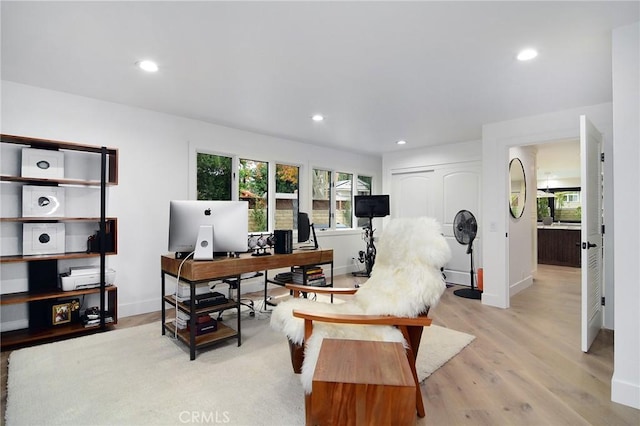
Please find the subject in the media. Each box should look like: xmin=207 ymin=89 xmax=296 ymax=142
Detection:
xmin=274 ymin=162 xmax=301 ymax=231
xmin=239 ymin=157 xmax=269 ymax=233
xmin=190 ymin=147 xmax=239 ymax=201
xmin=191 ymin=145 xmax=376 ymax=234
xmin=310 ymin=166 xmax=375 ymax=231
xmin=536 ymin=186 xmax=582 ymax=223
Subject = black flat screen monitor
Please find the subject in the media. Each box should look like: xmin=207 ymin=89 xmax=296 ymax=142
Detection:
xmin=168 ymin=200 xmax=248 ymax=259
xmin=354 ymin=195 xmax=390 ymax=218
xmin=297 ymin=211 xmax=318 ymax=250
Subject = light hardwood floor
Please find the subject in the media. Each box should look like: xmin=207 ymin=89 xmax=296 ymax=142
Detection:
xmin=2 ymin=265 xmax=639 ymax=425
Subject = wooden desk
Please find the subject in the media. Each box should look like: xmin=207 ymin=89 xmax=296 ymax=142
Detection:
xmin=161 ymin=249 xmax=333 ymax=360
xmin=311 ymin=339 xmax=416 ymax=426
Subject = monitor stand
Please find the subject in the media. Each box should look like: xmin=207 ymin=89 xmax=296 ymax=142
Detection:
xmin=298 ymin=224 xmax=319 ymax=250
xmin=194 ymin=225 xmax=214 ymax=261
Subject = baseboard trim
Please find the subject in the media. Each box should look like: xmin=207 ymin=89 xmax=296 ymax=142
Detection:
xmin=611 ymin=375 xmax=640 ymax=409
xmin=510 ymin=275 xmax=533 ymax=297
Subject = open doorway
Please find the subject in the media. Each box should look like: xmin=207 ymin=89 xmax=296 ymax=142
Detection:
xmin=534 ymin=139 xmax=582 ymax=269
xmin=513 ymin=116 xmax=605 ymax=353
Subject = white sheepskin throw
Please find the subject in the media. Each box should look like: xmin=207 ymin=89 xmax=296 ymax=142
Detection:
xmin=270 ymin=216 xmax=451 ymax=393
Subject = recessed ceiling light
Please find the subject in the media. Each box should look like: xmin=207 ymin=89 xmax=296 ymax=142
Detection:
xmin=136 ymin=60 xmax=159 ymax=72
xmin=396 ymin=140 xmax=407 ymax=145
xmin=311 ymin=114 xmax=324 ymax=122
xmin=517 ymin=49 xmax=538 ymax=61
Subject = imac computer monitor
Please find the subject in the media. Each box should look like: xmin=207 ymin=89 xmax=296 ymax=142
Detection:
xmin=168 ymin=200 xmax=248 ymax=260
xmin=297 ymin=211 xmax=318 ymax=250
xmin=354 ymin=195 xmax=390 ymax=218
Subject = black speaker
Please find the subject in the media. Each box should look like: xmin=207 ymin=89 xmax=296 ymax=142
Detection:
xmin=273 ymin=230 xmax=293 ymax=254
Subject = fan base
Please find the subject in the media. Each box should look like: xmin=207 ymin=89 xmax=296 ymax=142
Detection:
xmin=453 ymin=288 xmax=482 ymax=300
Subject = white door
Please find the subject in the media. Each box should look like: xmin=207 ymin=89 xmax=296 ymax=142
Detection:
xmin=390 ymin=170 xmax=436 ymax=218
xmin=580 ymin=115 xmax=604 ymax=352
xmin=390 ymin=165 xmax=481 ymax=286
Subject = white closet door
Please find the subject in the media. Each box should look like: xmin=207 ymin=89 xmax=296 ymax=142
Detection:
xmin=390 ymin=170 xmax=436 ymax=219
xmin=390 ymin=163 xmax=481 ymax=286
xmin=441 ymin=168 xmax=482 ymax=285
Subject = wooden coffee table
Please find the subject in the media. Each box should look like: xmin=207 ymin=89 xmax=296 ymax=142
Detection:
xmin=311 ymin=338 xmax=416 ymax=426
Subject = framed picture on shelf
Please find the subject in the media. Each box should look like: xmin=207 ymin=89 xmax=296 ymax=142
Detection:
xmin=22 ymin=185 xmax=66 ymax=217
xmin=22 ymin=223 xmax=65 ymax=255
xmin=21 ymin=148 xmax=65 ymax=179
xmin=52 ymin=302 xmax=71 ymax=325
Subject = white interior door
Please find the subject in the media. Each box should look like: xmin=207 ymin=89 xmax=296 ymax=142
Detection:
xmin=580 ymin=115 xmax=603 ymax=352
xmin=390 ymin=164 xmax=481 ymax=286
xmin=390 ymin=170 xmax=436 ymax=218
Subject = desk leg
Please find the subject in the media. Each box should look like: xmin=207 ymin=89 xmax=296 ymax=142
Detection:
xmin=237 ymin=275 xmax=242 ymax=347
xmin=263 ymin=270 xmax=277 ymax=308
xmin=264 ymin=271 xmax=269 ymax=308
xmin=189 ymin=281 xmax=196 ymax=360
xmin=161 ymin=272 xmax=166 ymax=335
xmin=330 ymin=262 xmax=334 ymax=303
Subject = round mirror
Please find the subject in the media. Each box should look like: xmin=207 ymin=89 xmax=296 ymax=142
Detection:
xmin=509 ymin=158 xmax=526 ymax=219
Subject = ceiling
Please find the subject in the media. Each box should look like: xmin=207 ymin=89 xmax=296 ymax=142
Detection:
xmin=534 ymin=139 xmax=580 ymax=184
xmin=1 ymin=1 xmax=638 ymax=160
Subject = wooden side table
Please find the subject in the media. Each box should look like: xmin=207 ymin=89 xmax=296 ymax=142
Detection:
xmin=310 ymin=338 xmax=416 ymax=426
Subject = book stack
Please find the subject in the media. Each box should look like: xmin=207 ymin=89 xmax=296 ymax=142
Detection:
xmin=273 ymin=272 xmax=293 ymax=284
xmin=177 ymin=311 xmax=218 ymax=335
xmin=176 ymin=310 xmax=189 ymax=330
xmin=188 ymin=314 xmax=218 ymax=336
xmin=292 ymin=266 xmax=326 ymax=286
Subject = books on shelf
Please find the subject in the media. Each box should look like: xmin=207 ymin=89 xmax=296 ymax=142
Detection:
xmin=189 ymin=319 xmax=218 ymax=335
xmin=175 ymin=312 xmax=219 ymax=335
xmin=273 ymin=272 xmax=293 ymax=283
xmin=292 ymin=266 xmax=326 ymax=286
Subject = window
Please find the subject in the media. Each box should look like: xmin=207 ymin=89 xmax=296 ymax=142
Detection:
xmin=239 ymin=159 xmax=268 ymax=232
xmin=335 ymin=172 xmax=353 ymax=228
xmin=196 ymin=150 xmax=372 ymax=232
xmin=554 ymin=190 xmax=581 ymax=222
xmin=312 ymin=169 xmax=332 ymax=229
xmin=312 ymin=169 xmax=373 ymax=230
xmin=196 ymin=153 xmax=232 ymax=201
xmin=275 ymin=164 xmax=299 ymax=230
xmin=356 ymin=175 xmax=372 ymax=227
xmin=562 ymin=193 xmax=580 ymax=203
xmin=536 ymin=188 xmax=582 ymax=222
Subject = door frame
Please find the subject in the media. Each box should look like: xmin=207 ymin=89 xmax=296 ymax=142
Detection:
xmin=480 ymin=103 xmax=613 ymax=320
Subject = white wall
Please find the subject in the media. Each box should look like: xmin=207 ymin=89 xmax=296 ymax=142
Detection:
xmin=0 ymin=81 xmax=382 ymax=323
xmin=611 ymin=21 xmax=640 ymax=410
xmin=508 ymin=146 xmax=536 ymax=296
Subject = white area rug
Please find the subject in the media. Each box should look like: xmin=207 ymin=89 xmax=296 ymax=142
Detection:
xmin=6 ymin=313 xmax=474 ymax=425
